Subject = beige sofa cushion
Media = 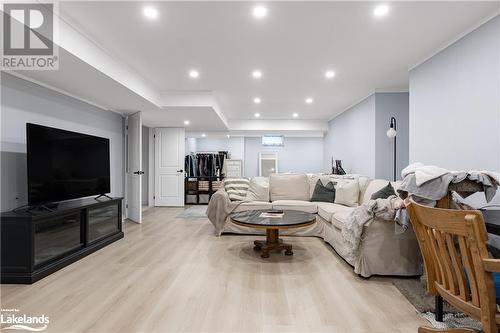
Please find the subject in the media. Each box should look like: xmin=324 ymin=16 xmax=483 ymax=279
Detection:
xmin=362 ymin=179 xmax=402 ymax=204
xmin=270 ymin=174 xmax=310 ymax=201
xmin=316 ymin=202 xmax=354 ymax=222
xmin=245 ymin=177 xmax=270 ymax=202
xmin=233 ymin=201 xmax=273 ymax=212
xmin=272 ymin=200 xmax=317 ymax=213
xmin=357 ymin=176 xmax=372 ymax=203
xmin=331 ymin=210 xmax=353 ymax=230
xmin=334 ymin=179 xmax=359 ymax=207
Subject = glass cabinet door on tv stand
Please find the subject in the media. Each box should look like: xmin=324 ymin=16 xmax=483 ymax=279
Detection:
xmin=87 ymin=203 xmax=120 ymax=245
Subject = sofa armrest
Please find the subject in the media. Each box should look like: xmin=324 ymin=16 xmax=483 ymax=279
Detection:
xmin=207 ymin=188 xmax=234 ymax=236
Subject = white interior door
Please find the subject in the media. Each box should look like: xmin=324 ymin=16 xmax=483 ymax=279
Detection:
xmin=127 ymin=112 xmax=142 ymax=223
xmin=154 ymin=128 xmax=185 ymax=206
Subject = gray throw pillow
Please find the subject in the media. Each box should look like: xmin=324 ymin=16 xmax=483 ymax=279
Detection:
xmin=310 ymin=180 xmax=336 ymax=203
xmin=370 ymin=182 xmax=396 ymax=200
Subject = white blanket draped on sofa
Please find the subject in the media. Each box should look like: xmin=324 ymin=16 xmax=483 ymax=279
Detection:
xmin=341 ymin=196 xmax=398 ymax=262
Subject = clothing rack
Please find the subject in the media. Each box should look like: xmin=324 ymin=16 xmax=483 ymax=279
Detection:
xmin=185 ymin=151 xmax=229 ymax=204
xmin=185 ymin=151 xmax=229 ymax=178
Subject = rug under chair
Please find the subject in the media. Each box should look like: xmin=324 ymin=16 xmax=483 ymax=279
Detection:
xmin=392 ymin=276 xmax=481 ymax=330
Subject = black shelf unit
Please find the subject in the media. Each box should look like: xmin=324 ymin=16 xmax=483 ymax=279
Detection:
xmin=185 ymin=176 xmax=224 ymax=205
xmin=1 ymin=197 xmax=123 ymax=284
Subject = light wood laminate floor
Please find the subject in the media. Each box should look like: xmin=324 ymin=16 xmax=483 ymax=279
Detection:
xmin=1 ymin=207 xmax=427 ymax=333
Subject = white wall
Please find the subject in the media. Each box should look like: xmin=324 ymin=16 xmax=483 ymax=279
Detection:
xmin=409 ymin=15 xmax=499 ymax=206
xmin=1 ymin=73 xmax=125 ymax=211
xmin=375 ymin=93 xmax=410 ymax=180
xmin=323 ymin=95 xmax=376 ymax=177
xmin=244 ymin=137 xmax=324 ymax=177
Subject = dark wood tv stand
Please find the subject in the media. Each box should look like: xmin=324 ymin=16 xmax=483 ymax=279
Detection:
xmin=1 ymin=197 xmax=123 ymax=284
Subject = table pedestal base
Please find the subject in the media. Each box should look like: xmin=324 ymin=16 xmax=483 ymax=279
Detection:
xmin=253 ymin=229 xmax=293 ymax=258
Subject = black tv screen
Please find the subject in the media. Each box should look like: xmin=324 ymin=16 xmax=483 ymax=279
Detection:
xmin=27 ymin=123 xmax=111 ymax=205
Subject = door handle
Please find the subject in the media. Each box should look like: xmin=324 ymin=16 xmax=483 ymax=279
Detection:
xmin=177 ymin=169 xmax=184 ymax=173
xmin=133 ymin=171 xmax=145 ymax=175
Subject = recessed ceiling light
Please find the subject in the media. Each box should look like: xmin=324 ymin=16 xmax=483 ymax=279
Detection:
xmin=305 ymin=97 xmax=314 ymax=104
xmin=253 ymin=97 xmax=262 ymax=104
xmin=189 ymin=70 xmax=199 ymax=79
xmin=254 ymin=113 xmax=261 ymax=118
xmin=373 ymin=4 xmax=389 ymax=17
xmin=143 ymin=6 xmax=159 ymax=20
xmin=252 ymin=70 xmax=262 ymax=79
xmin=293 ymin=113 xmax=299 ymax=118
xmin=325 ymin=70 xmax=335 ymax=79
xmin=184 ymin=120 xmax=190 ymax=125
xmin=252 ymin=5 xmax=268 ymax=19
xmin=201 ymin=133 xmax=206 ymax=137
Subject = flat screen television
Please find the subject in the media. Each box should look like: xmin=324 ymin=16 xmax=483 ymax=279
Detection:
xmin=27 ymin=123 xmax=111 ymax=205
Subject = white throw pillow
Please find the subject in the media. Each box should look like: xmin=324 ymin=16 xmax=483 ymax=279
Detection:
xmin=224 ymin=178 xmax=250 ymax=201
xmin=245 ymin=177 xmax=270 ymax=202
xmin=270 ymin=174 xmax=310 ymax=201
xmin=334 ymin=179 xmax=359 ymax=207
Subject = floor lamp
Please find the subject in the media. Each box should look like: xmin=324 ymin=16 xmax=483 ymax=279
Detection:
xmin=386 ymin=117 xmax=397 ymax=181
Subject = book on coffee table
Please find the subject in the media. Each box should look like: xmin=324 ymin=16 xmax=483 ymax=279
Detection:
xmin=259 ymin=212 xmax=284 ymax=218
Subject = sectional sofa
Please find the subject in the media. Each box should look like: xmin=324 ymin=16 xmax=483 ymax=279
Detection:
xmin=207 ymin=173 xmax=422 ymax=277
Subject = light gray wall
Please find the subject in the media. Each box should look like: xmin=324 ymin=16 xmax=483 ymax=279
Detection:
xmin=375 ymin=93 xmax=409 ymax=180
xmin=323 ymin=93 xmax=409 ymax=179
xmin=186 ymin=136 xmax=323 ymax=177
xmin=409 ymin=15 xmax=499 ymax=206
xmin=141 ymin=126 xmax=149 ymax=205
xmin=323 ymin=94 xmax=376 ymax=177
xmin=244 ymin=137 xmax=324 ymax=177
xmin=409 ymin=16 xmax=499 ymax=170
xmin=185 ymin=137 xmax=197 ymax=154
xmin=194 ymin=137 xmax=245 ymax=160
xmin=1 ymin=73 xmax=125 ymax=211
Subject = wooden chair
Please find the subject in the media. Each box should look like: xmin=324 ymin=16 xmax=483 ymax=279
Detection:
xmin=407 ymin=200 xmax=500 ymax=333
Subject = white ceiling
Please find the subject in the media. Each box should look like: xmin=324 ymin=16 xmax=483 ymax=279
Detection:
xmin=10 ymin=47 xmax=158 ymax=112
xmin=57 ymin=1 xmax=499 ymax=124
xmin=143 ymin=106 xmax=226 ymax=129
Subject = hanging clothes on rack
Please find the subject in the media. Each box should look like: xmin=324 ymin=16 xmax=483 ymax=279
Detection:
xmin=185 ymin=151 xmax=229 ymax=177
xmin=185 ymin=153 xmax=198 ymax=177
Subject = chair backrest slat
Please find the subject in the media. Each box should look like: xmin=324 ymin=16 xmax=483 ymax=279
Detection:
xmin=425 ymin=228 xmax=446 ymax=287
xmin=434 ymin=230 xmax=457 ymax=293
xmin=458 ymin=235 xmax=479 ymax=305
xmin=445 ymin=233 xmax=468 ymax=300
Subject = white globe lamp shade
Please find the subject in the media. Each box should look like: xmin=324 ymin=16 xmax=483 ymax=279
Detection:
xmin=386 ymin=127 xmax=397 ymax=138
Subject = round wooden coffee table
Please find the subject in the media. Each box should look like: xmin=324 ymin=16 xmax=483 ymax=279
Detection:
xmin=230 ymin=210 xmax=316 ymax=258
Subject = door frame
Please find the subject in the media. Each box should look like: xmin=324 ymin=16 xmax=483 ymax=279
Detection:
xmin=154 ymin=127 xmax=185 ymax=207
xmin=148 ymin=127 xmax=155 ymax=208
xmin=259 ymin=151 xmax=279 ymax=176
